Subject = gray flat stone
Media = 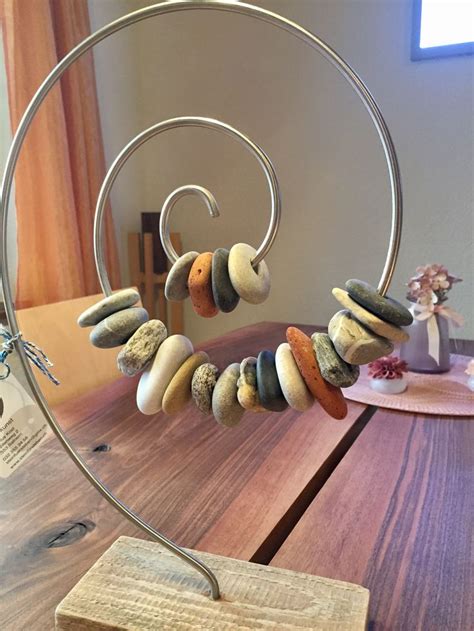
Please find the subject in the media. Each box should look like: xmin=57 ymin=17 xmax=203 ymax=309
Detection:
xmin=165 ymin=252 xmax=199 ymax=301
xmin=117 ymin=320 xmax=167 ymax=376
xmin=311 ymin=332 xmax=359 ymax=388
xmin=191 ymin=363 xmax=219 ymax=415
xmin=212 ymin=363 xmax=245 ymax=427
xmin=212 ymin=248 xmax=240 ymax=313
xmin=257 ymin=350 xmax=288 ymax=412
xmin=328 ymin=310 xmax=394 ymax=365
xmin=345 ymin=279 xmax=413 ymax=327
xmin=78 ymin=288 xmax=140 ymax=327
xmin=90 ymin=307 xmax=149 ymax=349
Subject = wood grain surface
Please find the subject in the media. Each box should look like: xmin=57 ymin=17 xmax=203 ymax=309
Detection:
xmin=0 ymin=322 xmax=370 ymax=630
xmin=271 ymin=407 xmax=474 ymax=630
xmin=56 ymin=536 xmax=370 ymax=630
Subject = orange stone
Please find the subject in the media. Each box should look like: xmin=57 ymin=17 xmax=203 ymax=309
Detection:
xmin=188 ymin=252 xmax=218 ymax=318
xmin=286 ymin=326 xmax=347 ymax=420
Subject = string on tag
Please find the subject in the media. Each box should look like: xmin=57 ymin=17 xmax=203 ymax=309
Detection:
xmin=0 ymin=327 xmax=60 ymax=384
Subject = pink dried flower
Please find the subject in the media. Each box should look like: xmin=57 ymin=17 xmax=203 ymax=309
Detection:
xmin=368 ymin=355 xmax=409 ymax=380
xmin=406 ymin=264 xmax=462 ymax=304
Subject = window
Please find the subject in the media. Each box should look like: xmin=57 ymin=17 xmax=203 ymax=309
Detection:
xmin=412 ymin=0 xmax=474 ymax=60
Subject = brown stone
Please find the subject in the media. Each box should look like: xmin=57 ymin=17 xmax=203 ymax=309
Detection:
xmin=286 ymin=327 xmax=347 ymax=420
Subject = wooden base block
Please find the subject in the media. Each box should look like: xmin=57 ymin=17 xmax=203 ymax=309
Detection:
xmin=55 ymin=536 xmax=369 ymax=630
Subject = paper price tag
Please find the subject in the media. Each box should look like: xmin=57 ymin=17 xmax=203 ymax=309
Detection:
xmin=0 ymin=373 xmax=50 ymax=478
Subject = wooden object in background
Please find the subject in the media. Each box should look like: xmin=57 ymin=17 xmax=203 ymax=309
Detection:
xmin=141 ymin=212 xmax=168 ymax=273
xmin=16 ymin=292 xmax=123 ymax=406
xmin=55 ymin=536 xmax=369 ymax=631
xmin=128 ymin=231 xmax=183 ymax=334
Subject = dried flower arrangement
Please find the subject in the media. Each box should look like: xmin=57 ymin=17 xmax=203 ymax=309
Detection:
xmin=368 ymin=355 xmax=408 ymax=380
xmin=407 ymin=264 xmax=462 ymax=306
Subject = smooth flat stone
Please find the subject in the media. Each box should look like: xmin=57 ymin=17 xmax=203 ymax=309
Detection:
xmin=78 ymin=288 xmax=140 ymax=327
xmin=346 ymin=279 xmax=413 ymax=327
xmin=328 ymin=310 xmax=394 ymax=365
xmin=137 ymin=335 xmax=193 ymax=415
xmin=257 ymin=350 xmax=288 ymax=412
xmin=311 ymin=333 xmax=359 ymax=388
xmin=286 ymin=327 xmax=347 ymax=420
xmin=275 ymin=343 xmax=314 ymax=411
xmin=165 ymin=252 xmax=199 ymax=301
xmin=332 ymin=288 xmax=409 ymax=343
xmin=117 ymin=320 xmax=167 ymax=376
xmin=191 ymin=363 xmax=219 ymax=415
xmin=188 ymin=252 xmax=218 ymax=318
xmin=90 ymin=307 xmax=149 ymax=349
xmin=162 ymin=351 xmax=209 ymax=415
xmin=212 ymin=248 xmax=240 ymax=313
xmin=212 ymin=363 xmax=245 ymax=427
xmin=228 ymin=243 xmax=270 ymax=305
xmin=237 ymin=357 xmax=266 ymax=412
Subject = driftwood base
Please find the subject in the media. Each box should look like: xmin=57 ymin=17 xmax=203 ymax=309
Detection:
xmin=55 ymin=536 xmax=369 ymax=630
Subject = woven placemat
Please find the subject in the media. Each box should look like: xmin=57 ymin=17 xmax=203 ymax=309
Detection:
xmin=345 ymin=354 xmax=474 ymax=416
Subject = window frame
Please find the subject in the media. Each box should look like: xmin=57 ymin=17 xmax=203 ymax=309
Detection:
xmin=411 ymin=0 xmax=474 ymax=60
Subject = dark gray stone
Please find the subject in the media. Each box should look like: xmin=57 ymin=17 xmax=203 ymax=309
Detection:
xmin=311 ymin=332 xmax=359 ymax=388
xmin=345 ymin=279 xmax=413 ymax=327
xmin=90 ymin=307 xmax=149 ymax=348
xmin=256 ymin=350 xmax=288 ymax=412
xmin=212 ymin=248 xmax=240 ymax=313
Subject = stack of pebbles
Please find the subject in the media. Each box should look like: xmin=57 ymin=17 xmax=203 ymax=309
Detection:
xmin=77 ymin=279 xmax=412 ymax=427
xmin=165 ymin=243 xmax=270 ymax=317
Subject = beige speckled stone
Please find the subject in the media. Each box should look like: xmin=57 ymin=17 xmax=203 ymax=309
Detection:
xmin=212 ymin=363 xmax=245 ymax=427
xmin=136 ymin=335 xmax=193 ymax=415
xmin=78 ymin=288 xmax=140 ymax=327
xmin=228 ymin=243 xmax=270 ymax=305
xmin=275 ymin=343 xmax=314 ymax=411
xmin=328 ymin=310 xmax=394 ymax=365
xmin=237 ymin=358 xmax=266 ymax=412
xmin=117 ymin=320 xmax=167 ymax=376
xmin=332 ymin=288 xmax=409 ymax=343
xmin=191 ymin=363 xmax=219 ymax=415
xmin=162 ymin=351 xmax=209 ymax=415
xmin=165 ymin=252 xmax=199 ymax=301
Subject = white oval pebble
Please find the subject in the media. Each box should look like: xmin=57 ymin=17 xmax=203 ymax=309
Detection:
xmin=136 ymin=334 xmax=193 ymax=415
xmin=228 ymin=243 xmax=270 ymax=304
xmin=275 ymin=343 xmax=314 ymax=411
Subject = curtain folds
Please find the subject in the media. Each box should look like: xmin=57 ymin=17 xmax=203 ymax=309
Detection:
xmin=1 ymin=0 xmax=121 ymax=308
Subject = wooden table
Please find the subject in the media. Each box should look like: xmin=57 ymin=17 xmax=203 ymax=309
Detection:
xmin=1 ymin=322 xmax=472 ymax=630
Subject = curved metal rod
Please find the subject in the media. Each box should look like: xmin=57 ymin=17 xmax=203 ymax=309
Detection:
xmin=94 ymin=116 xmax=281 ymax=295
xmin=159 ymin=185 xmax=220 ymax=262
xmin=0 ymin=0 xmax=404 ymax=604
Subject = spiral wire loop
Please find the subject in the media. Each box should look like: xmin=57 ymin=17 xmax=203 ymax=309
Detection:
xmin=94 ymin=116 xmax=282 ymax=296
xmin=0 ymin=1 xmax=403 ymax=601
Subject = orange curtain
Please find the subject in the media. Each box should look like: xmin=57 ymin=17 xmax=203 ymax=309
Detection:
xmin=1 ymin=0 xmax=121 ymax=308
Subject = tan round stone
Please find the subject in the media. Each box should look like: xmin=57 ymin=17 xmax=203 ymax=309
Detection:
xmin=117 ymin=320 xmax=167 ymax=377
xmin=162 ymin=351 xmax=210 ymax=415
xmin=228 ymin=243 xmax=270 ymax=304
xmin=328 ymin=310 xmax=394 ymax=365
xmin=212 ymin=363 xmax=245 ymax=427
xmin=275 ymin=343 xmax=314 ymax=411
xmin=332 ymin=288 xmax=409 ymax=343
xmin=237 ymin=357 xmax=266 ymax=412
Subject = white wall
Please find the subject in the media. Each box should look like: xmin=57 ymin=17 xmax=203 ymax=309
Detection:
xmin=90 ymin=0 xmax=474 ymax=342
